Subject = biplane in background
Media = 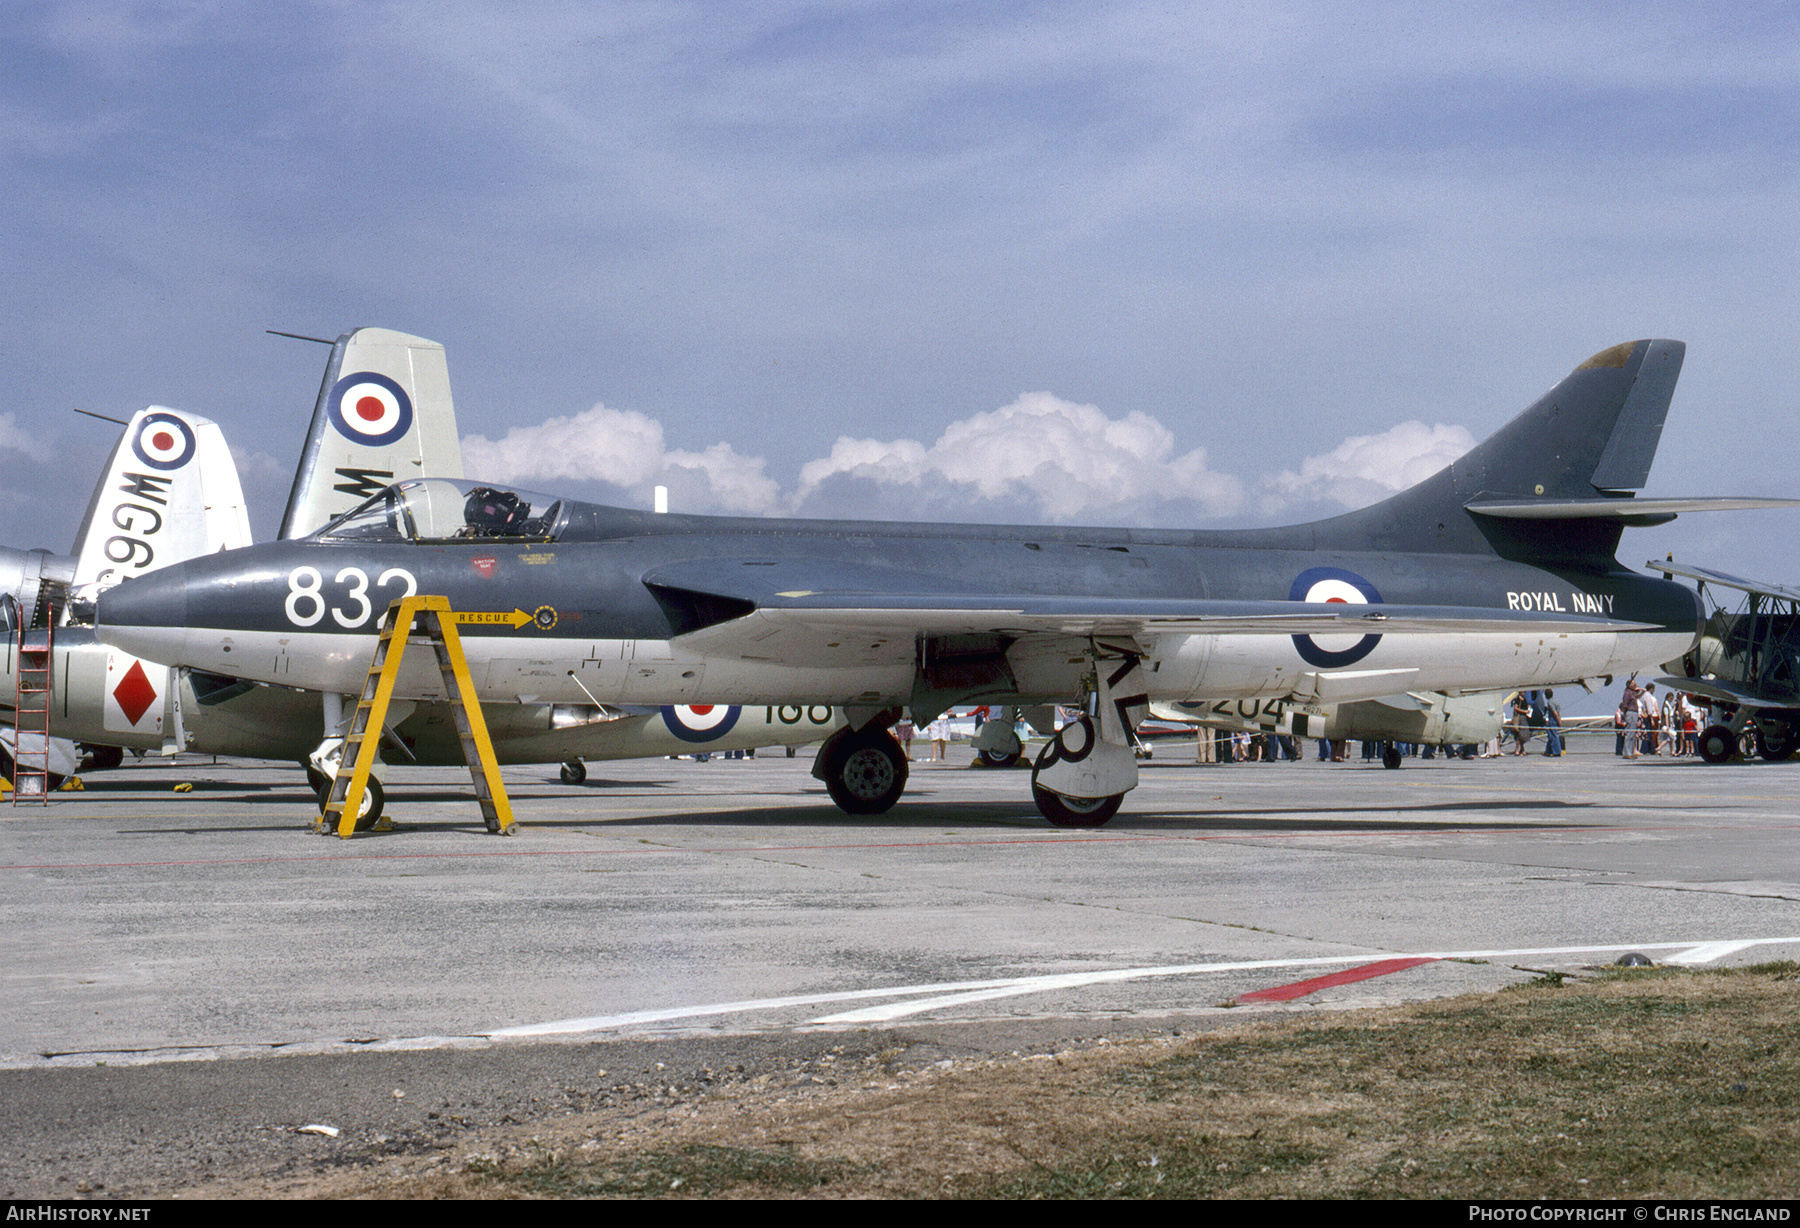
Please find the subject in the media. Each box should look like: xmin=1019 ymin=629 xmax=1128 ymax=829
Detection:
xmin=1652 ymin=558 xmax=1800 ymax=763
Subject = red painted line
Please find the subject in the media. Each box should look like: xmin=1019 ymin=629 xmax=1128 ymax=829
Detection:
xmin=1236 ymin=956 xmax=1438 ymax=1004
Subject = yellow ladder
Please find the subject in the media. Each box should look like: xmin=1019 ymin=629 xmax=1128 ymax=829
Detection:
xmin=317 ymin=594 xmax=517 ymax=839
xmin=11 ymin=621 xmax=53 ymax=803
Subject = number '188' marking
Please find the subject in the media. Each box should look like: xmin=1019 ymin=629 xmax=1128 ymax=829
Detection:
xmin=285 ymin=565 xmax=417 ymax=628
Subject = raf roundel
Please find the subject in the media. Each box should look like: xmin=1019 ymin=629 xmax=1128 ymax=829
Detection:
xmin=661 ymin=705 xmax=743 ymax=743
xmin=130 ymin=412 xmax=197 ymax=471
xmin=1288 ymin=566 xmax=1384 ymax=668
xmin=327 ymin=371 xmax=414 ymax=447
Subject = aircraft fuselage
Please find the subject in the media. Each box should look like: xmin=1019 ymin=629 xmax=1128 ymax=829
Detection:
xmin=96 ymin=501 xmax=1702 ymax=713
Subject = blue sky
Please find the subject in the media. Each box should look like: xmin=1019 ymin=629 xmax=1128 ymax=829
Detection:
xmin=5 ymin=0 xmax=1799 ymax=600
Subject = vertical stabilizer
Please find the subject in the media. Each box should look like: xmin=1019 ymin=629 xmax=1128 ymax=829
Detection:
xmin=68 ymin=408 xmax=251 ymax=598
xmin=278 ymin=328 xmax=463 ymax=539
xmin=1302 ymin=339 xmax=1687 ymax=563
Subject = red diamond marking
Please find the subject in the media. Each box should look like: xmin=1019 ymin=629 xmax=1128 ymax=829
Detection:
xmin=113 ymin=660 xmax=158 ymax=726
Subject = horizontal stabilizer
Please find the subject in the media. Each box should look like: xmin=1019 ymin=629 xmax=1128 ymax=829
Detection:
xmin=1468 ymin=496 xmax=1800 ymax=524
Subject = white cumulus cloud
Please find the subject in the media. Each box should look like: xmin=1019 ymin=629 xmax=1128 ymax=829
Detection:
xmin=792 ymin=391 xmax=1242 ymax=524
xmin=1261 ymin=420 xmax=1474 ymax=515
xmin=462 ymin=404 xmax=782 ymax=515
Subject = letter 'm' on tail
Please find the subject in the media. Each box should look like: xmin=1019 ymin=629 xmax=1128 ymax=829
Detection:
xmin=278 ymin=327 xmax=464 ymax=539
xmin=69 ymin=407 xmax=251 ymax=596
xmin=1308 ymin=339 xmax=1687 ymax=565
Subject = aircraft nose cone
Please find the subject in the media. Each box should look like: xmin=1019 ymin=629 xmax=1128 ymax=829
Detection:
xmin=96 ymin=566 xmax=191 ymax=658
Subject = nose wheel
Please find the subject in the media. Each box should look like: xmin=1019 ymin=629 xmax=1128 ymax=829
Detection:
xmin=316 ymin=776 xmax=385 ymax=831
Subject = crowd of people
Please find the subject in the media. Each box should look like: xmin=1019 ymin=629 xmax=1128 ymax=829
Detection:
xmin=1611 ymin=678 xmax=1705 ymax=758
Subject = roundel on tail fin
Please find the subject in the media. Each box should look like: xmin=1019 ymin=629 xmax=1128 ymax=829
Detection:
xmin=328 ymin=371 xmax=414 ymax=446
xmin=1289 ymin=566 xmax=1383 ymax=668
xmin=130 ymin=412 xmax=198 ymax=471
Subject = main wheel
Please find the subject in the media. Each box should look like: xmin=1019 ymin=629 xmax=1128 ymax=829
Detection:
xmin=560 ymin=760 xmax=588 ymax=785
xmin=1032 ymin=785 xmax=1122 ymax=828
xmin=1381 ymin=744 xmax=1402 ymax=770
xmin=979 ymin=748 xmax=1022 ymax=768
xmin=1755 ymin=721 xmax=1797 ymax=762
xmin=1697 ymin=724 xmax=1736 ymax=764
xmin=823 ymin=730 xmax=909 ymax=815
xmin=82 ymin=744 xmax=124 ymax=772
xmin=316 ymin=776 xmax=385 ymax=831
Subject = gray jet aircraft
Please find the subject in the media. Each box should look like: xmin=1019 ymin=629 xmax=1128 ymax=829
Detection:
xmin=99 ymin=339 xmax=1793 ymax=825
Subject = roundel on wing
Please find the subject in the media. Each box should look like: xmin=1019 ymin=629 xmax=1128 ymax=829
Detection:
xmin=1289 ymin=566 xmax=1383 ymax=668
xmin=130 ymin=411 xmax=197 ymax=471
xmin=661 ymin=704 xmax=743 ymax=743
xmin=327 ymin=371 xmax=414 ymax=447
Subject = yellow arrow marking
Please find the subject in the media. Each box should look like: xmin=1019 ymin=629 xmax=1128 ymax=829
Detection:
xmin=449 ymin=608 xmax=535 ymax=629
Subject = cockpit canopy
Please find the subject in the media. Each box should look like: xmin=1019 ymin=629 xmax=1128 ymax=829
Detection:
xmin=318 ymin=479 xmax=567 ymax=543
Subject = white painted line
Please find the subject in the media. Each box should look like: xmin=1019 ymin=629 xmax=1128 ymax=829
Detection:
xmin=1664 ymin=940 xmax=1762 ymax=965
xmin=489 ymin=980 xmax=1033 ymax=1036
xmin=490 ymin=936 xmax=1800 ymax=1037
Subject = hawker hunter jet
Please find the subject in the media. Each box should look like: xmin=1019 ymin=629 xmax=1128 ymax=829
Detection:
xmin=99 ymin=340 xmax=1792 ymax=825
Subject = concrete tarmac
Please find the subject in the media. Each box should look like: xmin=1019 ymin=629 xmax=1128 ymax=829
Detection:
xmin=5 ymin=738 xmax=1800 ymax=1195
xmin=7 ymin=739 xmax=1799 ymax=1064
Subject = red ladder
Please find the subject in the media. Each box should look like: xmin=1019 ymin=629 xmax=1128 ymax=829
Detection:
xmin=12 ymin=620 xmax=53 ymax=802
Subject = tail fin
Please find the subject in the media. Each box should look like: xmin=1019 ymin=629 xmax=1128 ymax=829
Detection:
xmin=277 ymin=327 xmax=463 ymax=539
xmin=1309 ymin=339 xmax=1686 ymax=565
xmin=68 ymin=407 xmax=251 ymax=598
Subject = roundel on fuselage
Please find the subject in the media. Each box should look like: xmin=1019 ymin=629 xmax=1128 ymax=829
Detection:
xmin=130 ymin=412 xmax=197 ymax=471
xmin=327 ymin=371 xmax=414 ymax=446
xmin=1289 ymin=566 xmax=1383 ymax=668
xmin=661 ymin=704 xmax=743 ymax=743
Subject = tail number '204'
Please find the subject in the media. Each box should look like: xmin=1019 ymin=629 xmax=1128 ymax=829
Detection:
xmin=285 ymin=566 xmax=418 ymax=628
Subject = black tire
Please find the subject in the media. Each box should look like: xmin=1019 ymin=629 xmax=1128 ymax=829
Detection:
xmin=1755 ymin=721 xmax=1797 ymax=762
xmin=822 ymin=729 xmax=909 ymax=815
xmin=1381 ymin=745 xmax=1402 ymax=770
xmin=316 ymin=776 xmax=384 ymax=831
xmin=1698 ymin=725 xmax=1736 ymax=764
xmin=1032 ymin=785 xmax=1122 ymax=828
xmin=305 ymin=766 xmax=332 ymax=795
xmin=82 ymin=744 xmax=125 ymax=772
xmin=560 ymin=760 xmax=588 ymax=785
xmin=979 ymin=748 xmax=1022 ymax=768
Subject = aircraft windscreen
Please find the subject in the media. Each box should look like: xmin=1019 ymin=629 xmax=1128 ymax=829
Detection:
xmin=318 ymin=480 xmax=565 ymax=543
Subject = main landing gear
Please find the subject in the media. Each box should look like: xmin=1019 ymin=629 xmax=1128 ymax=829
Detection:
xmin=814 ymin=651 xmax=1146 ymax=826
xmin=1027 ymin=654 xmax=1146 ymax=828
xmin=815 ymin=724 xmax=909 ymax=815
